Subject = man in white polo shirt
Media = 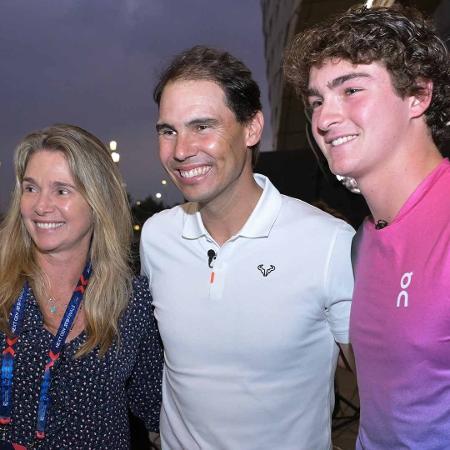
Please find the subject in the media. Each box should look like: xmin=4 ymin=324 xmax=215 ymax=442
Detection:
xmin=140 ymin=45 xmax=355 ymax=450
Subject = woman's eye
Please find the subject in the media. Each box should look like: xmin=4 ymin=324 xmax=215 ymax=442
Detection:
xmin=55 ymin=186 xmax=71 ymax=195
xmin=23 ymin=185 xmax=36 ymax=193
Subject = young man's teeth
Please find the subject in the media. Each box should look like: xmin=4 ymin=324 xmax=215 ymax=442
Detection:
xmin=180 ymin=166 xmax=210 ymax=178
xmin=36 ymin=222 xmax=63 ymax=229
xmin=331 ymin=135 xmax=357 ymax=146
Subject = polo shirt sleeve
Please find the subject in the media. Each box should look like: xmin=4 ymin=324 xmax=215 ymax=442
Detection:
xmin=324 ymin=222 xmax=355 ymax=344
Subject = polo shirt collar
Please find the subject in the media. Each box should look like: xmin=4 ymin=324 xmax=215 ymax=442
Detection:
xmin=181 ymin=174 xmax=282 ymax=240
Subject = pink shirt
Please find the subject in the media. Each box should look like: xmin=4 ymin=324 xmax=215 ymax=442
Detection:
xmin=351 ymin=159 xmax=450 ymax=449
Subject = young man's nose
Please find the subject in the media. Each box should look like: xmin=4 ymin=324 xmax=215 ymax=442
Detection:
xmin=315 ymin=97 xmax=344 ymax=132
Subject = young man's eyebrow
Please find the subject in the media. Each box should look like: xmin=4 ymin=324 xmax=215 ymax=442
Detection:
xmin=307 ymin=72 xmax=372 ymax=97
xmin=328 ymin=72 xmax=371 ymax=89
xmin=306 ymin=87 xmax=321 ymax=98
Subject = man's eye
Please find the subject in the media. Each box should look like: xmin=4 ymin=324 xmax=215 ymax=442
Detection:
xmin=307 ymin=99 xmax=322 ymax=114
xmin=308 ymin=99 xmax=322 ymax=110
xmin=58 ymin=189 xmax=69 ymax=195
xmin=196 ymin=124 xmax=209 ymax=131
xmin=158 ymin=128 xmax=175 ymax=136
xmin=345 ymin=87 xmax=361 ymax=96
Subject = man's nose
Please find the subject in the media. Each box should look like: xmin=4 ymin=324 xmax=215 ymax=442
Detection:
xmin=315 ymin=97 xmax=344 ymax=132
xmin=173 ymin=132 xmax=198 ymax=161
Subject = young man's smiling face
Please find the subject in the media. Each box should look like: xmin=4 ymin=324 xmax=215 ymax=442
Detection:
xmin=156 ymin=79 xmax=260 ymax=208
xmin=307 ymin=59 xmax=416 ymax=182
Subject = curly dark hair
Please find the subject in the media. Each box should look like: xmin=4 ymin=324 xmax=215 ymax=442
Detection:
xmin=284 ymin=4 xmax=449 ymax=146
xmin=154 ymin=45 xmax=262 ymax=165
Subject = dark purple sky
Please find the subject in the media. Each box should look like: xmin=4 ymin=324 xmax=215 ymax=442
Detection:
xmin=0 ymin=0 xmax=272 ymax=212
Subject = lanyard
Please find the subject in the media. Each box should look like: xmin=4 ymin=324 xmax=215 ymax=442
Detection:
xmin=0 ymin=262 xmax=92 ymax=441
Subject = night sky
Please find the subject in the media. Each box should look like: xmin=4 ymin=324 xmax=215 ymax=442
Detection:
xmin=0 ymin=0 xmax=272 ymax=213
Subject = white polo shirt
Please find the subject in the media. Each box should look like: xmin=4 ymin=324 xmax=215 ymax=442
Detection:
xmin=140 ymin=174 xmax=354 ymax=450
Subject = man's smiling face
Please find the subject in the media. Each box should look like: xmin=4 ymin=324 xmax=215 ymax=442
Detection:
xmin=308 ymin=59 xmax=414 ymax=182
xmin=157 ymin=79 xmax=254 ymax=207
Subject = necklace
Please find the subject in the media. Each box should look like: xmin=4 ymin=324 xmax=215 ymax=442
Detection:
xmin=47 ymin=296 xmax=57 ymax=314
xmin=0 ymin=261 xmax=92 ymax=442
xmin=46 ymin=290 xmax=82 ymax=315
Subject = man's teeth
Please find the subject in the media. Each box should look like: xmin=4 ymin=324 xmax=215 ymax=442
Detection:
xmin=36 ymin=222 xmax=64 ymax=229
xmin=179 ymin=166 xmax=210 ymax=178
xmin=331 ymin=135 xmax=357 ymax=147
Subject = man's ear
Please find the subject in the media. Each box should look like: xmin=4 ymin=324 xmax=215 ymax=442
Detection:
xmin=245 ymin=111 xmax=264 ymax=147
xmin=410 ymin=79 xmax=433 ymax=119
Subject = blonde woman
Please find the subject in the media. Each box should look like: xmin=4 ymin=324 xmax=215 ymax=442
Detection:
xmin=0 ymin=124 xmax=163 ymax=449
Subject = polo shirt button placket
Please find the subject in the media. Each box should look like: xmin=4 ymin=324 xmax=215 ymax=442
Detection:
xmin=208 ymin=249 xmax=227 ymax=301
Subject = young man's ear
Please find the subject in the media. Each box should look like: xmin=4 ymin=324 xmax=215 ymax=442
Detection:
xmin=245 ymin=111 xmax=264 ymax=148
xmin=410 ymin=79 xmax=433 ymax=119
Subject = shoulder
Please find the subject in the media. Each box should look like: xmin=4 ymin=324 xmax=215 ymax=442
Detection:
xmin=279 ymin=194 xmax=355 ymax=237
xmin=140 ymin=203 xmax=194 ymax=244
xmin=142 ymin=204 xmax=187 ymax=232
xmin=124 ymin=276 xmax=153 ymax=319
xmin=118 ymin=276 xmax=159 ymax=347
xmin=131 ymin=275 xmax=151 ymax=295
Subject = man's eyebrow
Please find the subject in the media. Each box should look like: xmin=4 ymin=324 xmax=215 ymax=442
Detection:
xmin=328 ymin=72 xmax=371 ymax=89
xmin=306 ymin=87 xmax=321 ymax=98
xmin=187 ymin=118 xmax=218 ymax=127
xmin=306 ymin=72 xmax=372 ymax=97
xmin=155 ymin=122 xmax=174 ymax=132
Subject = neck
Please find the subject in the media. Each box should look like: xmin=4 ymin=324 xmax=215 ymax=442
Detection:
xmin=34 ymin=250 xmax=89 ymax=338
xmin=200 ymin=174 xmax=262 ymax=246
xmin=36 ymin=250 xmax=89 ymax=292
xmin=358 ymin=141 xmax=443 ymax=224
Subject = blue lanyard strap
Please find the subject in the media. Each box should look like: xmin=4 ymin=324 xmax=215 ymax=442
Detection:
xmin=0 ymin=284 xmax=29 ymax=424
xmin=35 ymin=262 xmax=92 ymax=439
xmin=0 ymin=262 xmax=92 ymax=441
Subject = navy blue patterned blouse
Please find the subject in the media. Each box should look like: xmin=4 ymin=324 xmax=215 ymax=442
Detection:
xmin=0 ymin=276 xmax=163 ymax=449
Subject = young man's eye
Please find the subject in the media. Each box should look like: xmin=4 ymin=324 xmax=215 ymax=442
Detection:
xmin=308 ymin=99 xmax=323 ymax=110
xmin=345 ymin=87 xmax=362 ymax=96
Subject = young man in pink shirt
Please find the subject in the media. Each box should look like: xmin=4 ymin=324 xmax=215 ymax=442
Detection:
xmin=285 ymin=5 xmax=449 ymax=449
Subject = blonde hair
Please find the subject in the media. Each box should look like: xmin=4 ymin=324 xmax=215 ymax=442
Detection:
xmin=0 ymin=124 xmax=133 ymax=356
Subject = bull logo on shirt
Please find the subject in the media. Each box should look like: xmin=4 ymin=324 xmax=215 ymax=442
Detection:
xmin=257 ymin=264 xmax=275 ymax=277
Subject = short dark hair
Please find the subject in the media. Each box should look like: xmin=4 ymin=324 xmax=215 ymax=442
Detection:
xmin=284 ymin=5 xmax=449 ymax=147
xmin=154 ymin=45 xmax=262 ymax=165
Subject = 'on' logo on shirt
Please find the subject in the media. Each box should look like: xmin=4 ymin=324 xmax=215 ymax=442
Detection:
xmin=396 ymin=271 xmax=413 ymax=308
